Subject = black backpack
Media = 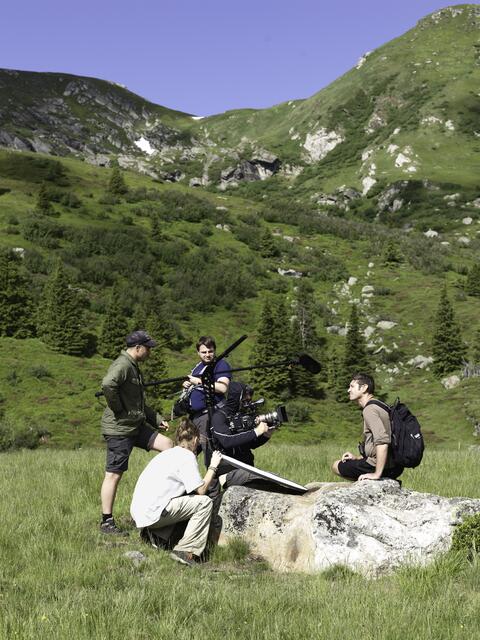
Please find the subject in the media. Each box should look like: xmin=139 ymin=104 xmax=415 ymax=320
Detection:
xmin=365 ymin=398 xmax=425 ymax=468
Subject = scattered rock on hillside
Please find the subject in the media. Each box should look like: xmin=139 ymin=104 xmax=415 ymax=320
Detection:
xmin=424 ymin=229 xmax=439 ymax=238
xmin=303 ymin=128 xmax=344 ymax=163
xmin=408 ymin=355 xmax=433 ymax=369
xmin=441 ymin=375 xmax=461 ymax=389
xmin=377 ymin=320 xmax=397 ymax=330
xmin=218 ymin=481 xmax=480 ymax=576
xmin=277 ymin=268 xmax=303 ymax=278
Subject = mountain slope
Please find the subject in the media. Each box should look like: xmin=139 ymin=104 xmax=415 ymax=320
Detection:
xmin=0 ymin=5 xmax=478 ymax=196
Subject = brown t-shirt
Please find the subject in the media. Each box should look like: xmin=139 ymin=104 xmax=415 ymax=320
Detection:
xmin=361 ymin=402 xmax=393 ymax=467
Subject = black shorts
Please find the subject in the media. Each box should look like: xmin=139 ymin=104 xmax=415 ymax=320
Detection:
xmin=337 ymin=458 xmax=403 ymax=481
xmin=104 ymin=423 xmax=157 ymax=473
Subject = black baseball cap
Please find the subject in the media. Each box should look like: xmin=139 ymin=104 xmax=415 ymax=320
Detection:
xmin=126 ymin=330 xmax=157 ymax=348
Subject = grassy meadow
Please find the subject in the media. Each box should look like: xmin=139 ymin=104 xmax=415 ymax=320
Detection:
xmin=1 ymin=443 xmax=479 ymax=640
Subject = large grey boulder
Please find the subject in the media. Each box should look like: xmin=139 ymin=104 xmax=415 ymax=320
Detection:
xmin=217 ymin=481 xmax=480 ymax=577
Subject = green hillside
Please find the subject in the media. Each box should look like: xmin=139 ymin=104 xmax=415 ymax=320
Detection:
xmin=0 ymin=148 xmax=479 ymax=450
xmin=0 ymin=5 xmax=479 ymax=451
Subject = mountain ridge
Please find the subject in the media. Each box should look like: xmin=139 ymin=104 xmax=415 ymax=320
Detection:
xmin=0 ymin=3 xmax=479 ymax=196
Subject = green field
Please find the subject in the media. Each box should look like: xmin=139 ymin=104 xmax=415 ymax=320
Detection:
xmin=0 ymin=444 xmax=479 ymax=639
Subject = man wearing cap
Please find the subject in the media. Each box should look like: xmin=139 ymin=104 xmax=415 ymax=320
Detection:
xmin=100 ymin=330 xmax=173 ymax=535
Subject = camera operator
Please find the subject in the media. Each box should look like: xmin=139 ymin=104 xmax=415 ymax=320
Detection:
xmin=205 ymin=381 xmax=276 ymax=495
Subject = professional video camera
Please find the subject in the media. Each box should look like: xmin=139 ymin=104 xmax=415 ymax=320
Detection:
xmin=228 ymin=396 xmax=289 ymax=434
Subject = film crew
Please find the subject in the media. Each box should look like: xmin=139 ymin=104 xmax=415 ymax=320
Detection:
xmin=331 ymin=372 xmax=404 ymax=482
xmin=130 ymin=418 xmax=222 ymax=567
xmin=182 ymin=335 xmax=232 ymax=441
xmin=99 ymin=330 xmax=173 ymax=535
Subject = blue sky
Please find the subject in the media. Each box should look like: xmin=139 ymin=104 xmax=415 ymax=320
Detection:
xmin=1 ymin=1 xmax=469 ymax=115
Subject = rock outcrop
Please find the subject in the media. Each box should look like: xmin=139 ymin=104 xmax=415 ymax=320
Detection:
xmin=218 ymin=481 xmax=480 ymax=576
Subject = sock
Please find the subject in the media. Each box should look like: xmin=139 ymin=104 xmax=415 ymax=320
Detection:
xmin=102 ymin=513 xmax=113 ymax=523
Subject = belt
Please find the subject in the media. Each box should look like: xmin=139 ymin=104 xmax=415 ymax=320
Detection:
xmin=190 ymin=402 xmax=225 ymax=419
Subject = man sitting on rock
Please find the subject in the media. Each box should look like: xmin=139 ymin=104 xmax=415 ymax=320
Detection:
xmin=332 ymin=372 xmax=404 ymax=482
xmin=130 ymin=418 xmax=222 ymax=566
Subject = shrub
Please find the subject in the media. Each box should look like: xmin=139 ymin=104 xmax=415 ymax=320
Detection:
xmin=0 ymin=420 xmax=48 ymax=451
xmin=5 ymin=371 xmax=21 ymax=386
xmin=29 ymin=365 xmax=53 ymax=379
xmin=451 ymin=513 xmax=480 ymax=556
xmin=376 ymin=287 xmax=392 ymax=296
xmin=287 ymin=402 xmax=312 ymax=423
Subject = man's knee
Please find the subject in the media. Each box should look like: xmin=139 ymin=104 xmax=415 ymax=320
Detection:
xmin=331 ymin=460 xmax=342 ymax=476
xmin=197 ymin=495 xmax=213 ymax=513
xmin=151 ymin=433 xmax=173 ymax=452
xmin=104 ymin=471 xmax=123 ymax=483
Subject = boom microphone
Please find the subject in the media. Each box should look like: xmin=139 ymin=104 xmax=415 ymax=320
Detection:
xmin=297 ymin=353 xmax=322 ymax=374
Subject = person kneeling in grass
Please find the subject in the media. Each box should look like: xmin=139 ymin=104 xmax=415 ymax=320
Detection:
xmin=130 ymin=418 xmax=222 ymax=566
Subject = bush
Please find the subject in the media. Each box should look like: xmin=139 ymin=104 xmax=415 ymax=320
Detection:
xmin=376 ymin=287 xmax=392 ymax=296
xmin=0 ymin=421 xmax=46 ymax=451
xmin=287 ymin=402 xmax=312 ymax=423
xmin=451 ymin=513 xmax=480 ymax=556
xmin=29 ymin=365 xmax=53 ymax=379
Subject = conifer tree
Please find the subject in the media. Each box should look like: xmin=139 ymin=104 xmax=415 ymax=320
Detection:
xmin=141 ymin=312 xmax=170 ymax=412
xmin=36 ymin=183 xmax=52 ymax=215
xmin=259 ymin=228 xmax=279 ymax=259
xmin=250 ymin=294 xmax=292 ymax=398
xmin=336 ymin=304 xmax=370 ymax=401
xmin=0 ymin=251 xmax=36 ymax=338
xmin=37 ymin=261 xmax=88 ymax=356
xmin=98 ymin=284 xmax=129 ymax=359
xmin=382 ymin=238 xmax=402 ymax=265
xmin=151 ymin=214 xmax=162 ymax=242
xmin=108 ymin=166 xmax=128 ymax=196
xmin=472 ymin=327 xmax=480 ymax=365
xmin=289 ymin=281 xmax=323 ymax=396
xmin=327 ymin=346 xmax=346 ymax=402
xmin=431 ymin=287 xmax=466 ymax=376
xmin=466 ymin=264 xmax=480 ymax=297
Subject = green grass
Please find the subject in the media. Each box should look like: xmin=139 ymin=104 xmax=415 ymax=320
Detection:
xmin=0 ymin=444 xmax=479 ymax=639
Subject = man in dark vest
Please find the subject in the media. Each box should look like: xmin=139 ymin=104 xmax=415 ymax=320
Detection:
xmin=182 ymin=335 xmax=232 ymax=448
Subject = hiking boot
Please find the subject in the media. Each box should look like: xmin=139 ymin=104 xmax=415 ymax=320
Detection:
xmin=140 ymin=527 xmax=166 ymax=549
xmin=169 ymin=550 xmax=196 ymax=567
xmin=100 ymin=517 xmax=129 ymax=536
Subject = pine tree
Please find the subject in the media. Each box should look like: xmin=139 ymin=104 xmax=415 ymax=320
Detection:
xmin=472 ymin=327 xmax=480 ymax=365
xmin=382 ymin=238 xmax=402 ymax=265
xmin=141 ymin=312 xmax=170 ymax=412
xmin=432 ymin=286 xmax=466 ymax=376
xmin=336 ymin=304 xmax=370 ymax=401
xmin=327 ymin=346 xmax=346 ymax=402
xmin=37 ymin=261 xmax=88 ymax=356
xmin=0 ymin=251 xmax=36 ymax=338
xmin=466 ymin=264 xmax=480 ymax=297
xmin=98 ymin=284 xmax=129 ymax=359
xmin=289 ymin=281 xmax=323 ymax=396
xmin=108 ymin=166 xmax=128 ymax=196
xmin=250 ymin=294 xmax=292 ymax=399
xmin=36 ymin=183 xmax=52 ymax=215
xmin=259 ymin=228 xmax=279 ymax=259
xmin=151 ymin=214 xmax=164 ymax=242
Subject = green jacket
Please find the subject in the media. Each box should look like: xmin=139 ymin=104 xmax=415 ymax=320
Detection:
xmin=101 ymin=350 xmax=163 ymax=437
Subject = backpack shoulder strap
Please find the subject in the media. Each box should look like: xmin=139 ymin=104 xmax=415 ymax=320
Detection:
xmin=364 ymin=399 xmax=391 ymax=414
